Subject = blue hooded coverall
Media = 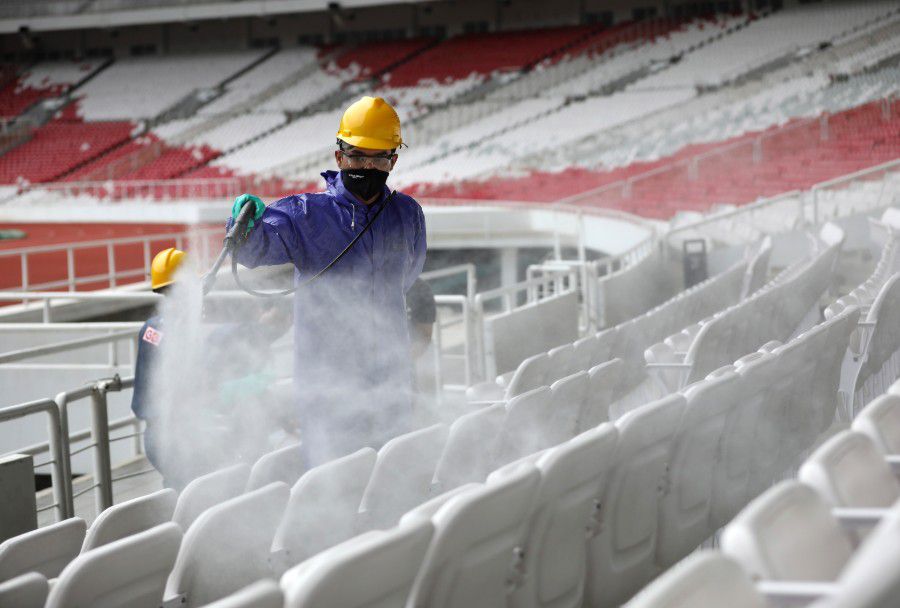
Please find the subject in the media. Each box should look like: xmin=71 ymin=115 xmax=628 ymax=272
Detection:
xmin=228 ymin=170 xmax=427 ymax=465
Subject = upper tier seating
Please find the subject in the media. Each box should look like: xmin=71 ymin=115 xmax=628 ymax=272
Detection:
xmin=383 ymin=26 xmax=598 ymax=87
xmin=198 ymin=47 xmax=319 ymax=116
xmin=0 ymin=60 xmax=99 ymax=118
xmin=0 ymin=116 xmax=134 ymax=184
xmin=635 ymin=1 xmax=899 ymax=89
xmin=75 ymin=51 xmax=265 ymax=121
xmin=333 ymin=37 xmax=437 ymax=81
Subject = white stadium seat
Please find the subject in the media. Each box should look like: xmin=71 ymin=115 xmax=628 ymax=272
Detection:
xmin=798 ymin=431 xmax=900 ymax=509
xmin=657 ymin=369 xmax=741 ymax=568
xmin=166 ymin=482 xmax=290 ymax=607
xmin=204 ymin=580 xmax=284 ymax=608
xmin=0 ymin=572 xmax=48 ymax=608
xmin=547 ymin=371 xmax=590 ymax=443
xmin=720 ymin=480 xmax=853 ymax=582
xmin=246 ymin=443 xmax=306 ymax=492
xmin=46 ymin=522 xmax=182 ymax=608
xmin=408 ymin=464 xmax=541 ymax=608
xmin=625 ymin=552 xmax=766 ymax=608
xmin=577 ymin=358 xmax=625 ymax=432
xmin=81 ymin=488 xmax=177 ymax=552
xmin=431 ymin=403 xmax=506 ymax=494
xmin=585 ymin=394 xmax=686 ymax=608
xmin=814 ymin=506 xmax=900 ymax=608
xmin=172 ymin=463 xmax=251 ymax=531
xmin=358 ymin=424 xmax=449 ymax=531
xmin=852 ymin=393 xmax=900 ymax=455
xmin=495 ymin=386 xmax=561 ymax=466
xmin=509 ymin=423 xmax=619 ymax=608
xmin=272 ymin=448 xmax=376 ymax=567
xmin=281 ymin=519 xmax=433 ymax=608
xmin=0 ymin=517 xmax=86 ymax=582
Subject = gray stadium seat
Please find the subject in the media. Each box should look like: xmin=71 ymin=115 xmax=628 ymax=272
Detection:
xmin=657 ymin=369 xmax=741 ymax=568
xmin=0 ymin=517 xmax=86 ymax=582
xmin=626 ymin=552 xmax=766 ymax=608
xmin=799 ymin=431 xmax=900 ymax=509
xmin=172 ymin=463 xmax=251 ymax=531
xmin=165 ymin=482 xmax=289 ymax=607
xmin=272 ymin=448 xmax=375 ymax=568
xmin=431 ymin=403 xmax=506 ymax=494
xmin=548 ymin=370 xmax=590 ymax=441
xmin=505 ymin=352 xmax=555 ymax=399
xmin=408 ymin=464 xmax=541 ymax=608
xmin=46 ymin=522 xmax=181 ymax=608
xmin=0 ymin=572 xmax=48 ymax=608
xmin=281 ymin=519 xmax=434 ymax=608
xmin=246 ymin=443 xmax=306 ymax=491
xmin=358 ymin=424 xmax=449 ymax=531
xmin=204 ymin=580 xmax=284 ymax=608
xmin=81 ymin=488 xmax=177 ymax=552
xmin=509 ymin=423 xmax=619 ymax=608
xmin=815 ymin=506 xmax=900 ymax=608
xmin=578 ymin=358 xmax=624 ymax=432
xmin=495 ymin=386 xmax=558 ymax=466
xmin=585 ymin=393 xmax=686 ymax=608
xmin=853 ymin=393 xmax=900 ymax=455
xmin=720 ymin=480 xmax=853 ymax=582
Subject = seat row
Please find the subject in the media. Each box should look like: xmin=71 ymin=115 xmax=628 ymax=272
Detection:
xmin=469 ymin=242 xmax=760 ymax=406
xmin=628 ymin=383 xmax=900 ymax=608
xmin=646 ymin=225 xmax=842 ymax=391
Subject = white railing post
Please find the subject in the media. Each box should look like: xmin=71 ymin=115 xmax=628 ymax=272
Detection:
xmin=107 ymin=243 xmax=116 ymax=287
xmin=66 ymin=248 xmax=75 ymax=292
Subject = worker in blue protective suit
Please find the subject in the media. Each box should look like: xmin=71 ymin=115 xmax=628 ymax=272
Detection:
xmin=229 ymin=96 xmax=427 ymax=466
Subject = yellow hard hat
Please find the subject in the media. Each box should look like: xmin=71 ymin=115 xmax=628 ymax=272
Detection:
xmin=336 ymin=96 xmax=402 ymax=151
xmin=150 ymin=247 xmax=186 ymax=291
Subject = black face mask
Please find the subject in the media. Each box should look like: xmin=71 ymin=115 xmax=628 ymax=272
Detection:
xmin=341 ymin=168 xmax=389 ymax=202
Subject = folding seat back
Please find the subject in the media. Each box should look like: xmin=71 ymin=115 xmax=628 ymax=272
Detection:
xmin=585 ymin=394 xmax=686 ymax=608
xmin=547 ymin=344 xmax=576 ymax=384
xmin=548 ymin=371 xmax=589 ymax=442
xmin=246 ymin=443 xmax=305 ymax=491
xmin=627 ymin=552 xmax=766 ymax=608
xmin=408 ymin=465 xmax=541 ymax=608
xmin=721 ymin=481 xmax=853 ymax=582
xmin=495 ymin=387 xmax=555 ymax=467
xmin=735 ymin=353 xmax=792 ymax=499
xmin=272 ymin=448 xmax=375 ymax=567
xmin=172 ymin=463 xmax=250 ymax=531
xmin=82 ymin=488 xmax=177 ymax=552
xmin=0 ymin=517 xmax=86 ymax=581
xmin=799 ymin=431 xmax=900 ymax=509
xmin=572 ymin=335 xmax=597 ymax=373
xmin=204 ymin=580 xmax=283 ymax=608
xmin=509 ymin=424 xmax=619 ymax=608
xmin=818 ymin=507 xmax=900 ymax=608
xmin=358 ymin=424 xmax=449 ymax=531
xmin=166 ymin=482 xmax=290 ymax=607
xmin=0 ymin=572 xmax=48 ymax=608
xmin=506 ymin=352 xmax=554 ymax=399
xmin=432 ymin=403 xmax=505 ymax=494
xmin=593 ymin=327 xmax=618 ymax=367
xmin=282 ymin=520 xmax=434 ymax=608
xmin=578 ymin=358 xmax=624 ymax=432
xmin=46 ymin=523 xmax=182 ymax=608
xmin=657 ymin=370 xmax=740 ymax=568
xmin=857 ymin=274 xmax=900 ymax=408
xmin=853 ymin=393 xmax=900 ymax=454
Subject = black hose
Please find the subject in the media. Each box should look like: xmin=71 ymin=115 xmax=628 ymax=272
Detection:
xmin=228 ymin=191 xmax=397 ymax=298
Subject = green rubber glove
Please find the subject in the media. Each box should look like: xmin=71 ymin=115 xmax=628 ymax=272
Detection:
xmin=231 ymin=193 xmax=266 ymax=231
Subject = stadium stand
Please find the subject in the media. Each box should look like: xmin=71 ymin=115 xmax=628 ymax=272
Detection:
xmin=3 ymin=2 xmax=900 ymax=607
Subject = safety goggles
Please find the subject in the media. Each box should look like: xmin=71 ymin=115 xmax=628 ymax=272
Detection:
xmin=340 ymin=151 xmax=394 ymax=171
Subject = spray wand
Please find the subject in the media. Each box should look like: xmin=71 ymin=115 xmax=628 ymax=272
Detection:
xmin=201 ymin=191 xmax=397 ymax=297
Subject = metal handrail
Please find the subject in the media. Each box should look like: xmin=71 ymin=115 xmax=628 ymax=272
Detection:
xmin=0 ymin=398 xmax=67 ymax=520
xmin=0 ymin=328 xmax=138 ymax=365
